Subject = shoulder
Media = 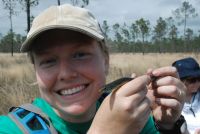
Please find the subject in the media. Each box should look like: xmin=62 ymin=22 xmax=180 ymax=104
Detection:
xmin=0 ymin=98 xmax=48 ymax=134
xmin=0 ymin=115 xmax=22 ymax=134
xmin=32 ymin=98 xmax=56 ymax=118
xmin=32 ymin=97 xmax=52 ymax=112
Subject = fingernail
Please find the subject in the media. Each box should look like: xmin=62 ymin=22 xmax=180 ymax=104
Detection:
xmin=152 ymin=70 xmax=159 ymax=76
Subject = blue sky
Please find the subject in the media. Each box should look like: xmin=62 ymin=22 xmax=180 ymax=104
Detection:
xmin=0 ymin=0 xmax=199 ymax=36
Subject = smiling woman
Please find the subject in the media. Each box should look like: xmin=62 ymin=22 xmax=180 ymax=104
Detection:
xmin=32 ymin=29 xmax=108 ymax=122
xmin=0 ymin=4 xmax=109 ymax=133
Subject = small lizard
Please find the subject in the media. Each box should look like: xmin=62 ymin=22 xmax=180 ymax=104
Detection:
xmin=100 ymin=75 xmax=157 ymax=93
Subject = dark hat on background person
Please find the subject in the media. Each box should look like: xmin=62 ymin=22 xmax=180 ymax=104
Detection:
xmin=172 ymin=57 xmax=200 ymax=79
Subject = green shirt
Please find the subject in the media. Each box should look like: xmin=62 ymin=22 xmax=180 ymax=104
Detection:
xmin=0 ymin=98 xmax=159 ymax=134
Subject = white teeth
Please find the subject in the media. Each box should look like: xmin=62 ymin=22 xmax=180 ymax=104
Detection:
xmin=59 ymin=85 xmax=85 ymax=96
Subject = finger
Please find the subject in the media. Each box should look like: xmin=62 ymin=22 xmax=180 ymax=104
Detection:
xmin=155 ymin=76 xmax=180 ymax=87
xmin=131 ymin=97 xmax=151 ymax=119
xmin=146 ymin=89 xmax=156 ymax=107
xmin=126 ymin=89 xmax=148 ymax=107
xmin=117 ymin=75 xmax=151 ymax=97
xmin=154 ymin=76 xmax=186 ymax=99
xmin=146 ymin=68 xmax=153 ymax=75
xmin=117 ymin=90 xmax=148 ymax=117
xmin=152 ymin=66 xmax=179 ymax=78
xmin=124 ymin=90 xmax=147 ymax=110
xmin=155 ymin=98 xmax=182 ymax=111
xmin=155 ymin=85 xmax=184 ymax=101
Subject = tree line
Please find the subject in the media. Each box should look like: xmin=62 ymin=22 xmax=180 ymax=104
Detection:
xmin=0 ymin=0 xmax=199 ymax=55
xmin=0 ymin=0 xmax=89 ymax=55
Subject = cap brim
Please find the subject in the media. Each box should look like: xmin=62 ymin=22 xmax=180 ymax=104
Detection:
xmin=180 ymin=70 xmax=200 ymax=79
xmin=21 ymin=25 xmax=104 ymax=52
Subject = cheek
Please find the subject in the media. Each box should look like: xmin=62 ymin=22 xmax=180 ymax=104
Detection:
xmin=197 ymin=82 xmax=200 ymax=87
xmin=92 ymin=61 xmax=106 ymax=77
xmin=35 ymin=68 xmax=57 ymax=91
xmin=186 ymin=83 xmax=199 ymax=92
xmin=78 ymin=57 xmax=107 ymax=86
xmin=193 ymin=83 xmax=200 ymax=90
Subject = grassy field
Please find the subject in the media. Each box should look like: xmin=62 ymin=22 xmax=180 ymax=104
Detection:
xmin=0 ymin=52 xmax=199 ymax=114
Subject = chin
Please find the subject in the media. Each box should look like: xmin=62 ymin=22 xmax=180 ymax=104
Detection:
xmin=60 ymin=101 xmax=94 ymax=116
xmin=65 ymin=105 xmax=89 ymax=115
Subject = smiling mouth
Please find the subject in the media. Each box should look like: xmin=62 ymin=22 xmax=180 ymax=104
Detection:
xmin=57 ymin=84 xmax=88 ymax=96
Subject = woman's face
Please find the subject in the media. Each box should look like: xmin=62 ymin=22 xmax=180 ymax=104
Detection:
xmin=184 ymin=78 xmax=200 ymax=94
xmin=33 ymin=31 xmax=108 ymax=122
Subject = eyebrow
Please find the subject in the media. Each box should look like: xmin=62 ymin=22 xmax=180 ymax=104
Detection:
xmin=34 ymin=49 xmax=51 ymax=56
xmin=34 ymin=42 xmax=94 ymax=54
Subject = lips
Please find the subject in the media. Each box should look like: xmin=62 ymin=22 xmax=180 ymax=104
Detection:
xmin=57 ymin=85 xmax=87 ymax=96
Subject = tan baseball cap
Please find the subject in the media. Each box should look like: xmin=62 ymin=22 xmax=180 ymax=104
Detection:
xmin=20 ymin=4 xmax=105 ymax=52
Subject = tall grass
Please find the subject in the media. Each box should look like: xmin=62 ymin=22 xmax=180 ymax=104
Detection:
xmin=107 ymin=53 xmax=200 ymax=82
xmin=0 ymin=53 xmax=199 ymax=114
xmin=0 ymin=53 xmax=39 ymax=114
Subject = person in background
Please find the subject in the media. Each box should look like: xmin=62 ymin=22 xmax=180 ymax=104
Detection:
xmin=0 ymin=4 xmax=188 ymax=134
xmin=173 ymin=57 xmax=200 ymax=134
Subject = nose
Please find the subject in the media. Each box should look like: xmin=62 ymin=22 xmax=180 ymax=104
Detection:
xmin=58 ymin=60 xmax=78 ymax=81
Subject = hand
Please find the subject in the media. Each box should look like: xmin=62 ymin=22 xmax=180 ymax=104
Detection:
xmin=195 ymin=128 xmax=200 ymax=134
xmin=147 ymin=66 xmax=186 ymax=129
xmin=88 ymin=75 xmax=151 ymax=134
